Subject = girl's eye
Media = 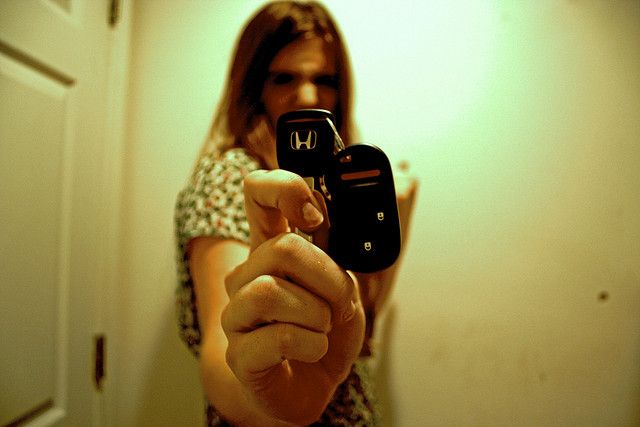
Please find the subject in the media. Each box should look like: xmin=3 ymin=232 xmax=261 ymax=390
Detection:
xmin=270 ymin=73 xmax=294 ymax=85
xmin=315 ymin=74 xmax=338 ymax=89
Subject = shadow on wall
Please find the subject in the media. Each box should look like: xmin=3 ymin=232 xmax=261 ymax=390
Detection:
xmin=136 ymin=300 xmax=202 ymax=427
xmin=370 ymin=303 xmax=398 ymax=426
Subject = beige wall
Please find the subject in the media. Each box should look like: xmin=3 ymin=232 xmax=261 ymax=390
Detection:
xmin=114 ymin=1 xmax=640 ymax=425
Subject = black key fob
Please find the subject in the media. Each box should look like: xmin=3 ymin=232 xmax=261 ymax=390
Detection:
xmin=276 ymin=109 xmax=401 ymax=273
xmin=325 ymin=144 xmax=401 ymax=273
xmin=276 ymin=109 xmax=336 ymax=187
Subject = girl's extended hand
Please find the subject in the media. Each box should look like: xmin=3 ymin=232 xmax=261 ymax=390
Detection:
xmin=222 ymin=169 xmax=365 ymax=425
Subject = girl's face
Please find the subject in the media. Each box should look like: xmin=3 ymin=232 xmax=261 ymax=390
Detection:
xmin=261 ymin=36 xmax=339 ymax=130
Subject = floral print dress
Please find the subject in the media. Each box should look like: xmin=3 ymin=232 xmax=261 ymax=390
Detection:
xmin=175 ymin=148 xmax=380 ymax=426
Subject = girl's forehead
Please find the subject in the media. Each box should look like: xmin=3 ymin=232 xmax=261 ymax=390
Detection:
xmin=268 ymin=37 xmax=336 ymax=72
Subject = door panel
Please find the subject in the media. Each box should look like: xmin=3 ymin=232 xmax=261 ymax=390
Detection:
xmin=0 ymin=0 xmax=111 ymax=425
xmin=0 ymin=54 xmax=70 ymax=425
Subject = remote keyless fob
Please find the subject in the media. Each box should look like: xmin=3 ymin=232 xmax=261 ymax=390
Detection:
xmin=276 ymin=109 xmax=336 ymax=187
xmin=276 ymin=109 xmax=401 ymax=273
xmin=325 ymin=144 xmax=401 ymax=273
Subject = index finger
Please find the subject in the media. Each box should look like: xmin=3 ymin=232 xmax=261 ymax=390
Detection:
xmin=244 ymin=169 xmax=324 ymax=252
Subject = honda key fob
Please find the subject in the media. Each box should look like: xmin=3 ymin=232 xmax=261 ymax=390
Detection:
xmin=325 ymin=144 xmax=401 ymax=273
xmin=276 ymin=109 xmax=337 ymax=189
xmin=276 ymin=109 xmax=401 ymax=273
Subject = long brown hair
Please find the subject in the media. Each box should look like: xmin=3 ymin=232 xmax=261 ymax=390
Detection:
xmin=198 ymin=1 xmax=355 ymax=165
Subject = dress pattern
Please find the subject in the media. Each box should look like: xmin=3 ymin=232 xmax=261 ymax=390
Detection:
xmin=175 ymin=148 xmax=380 ymax=426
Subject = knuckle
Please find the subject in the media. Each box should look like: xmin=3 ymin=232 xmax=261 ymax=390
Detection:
xmin=318 ymin=303 xmax=333 ymax=330
xmin=335 ymin=273 xmax=355 ymax=304
xmin=275 ymin=323 xmax=296 ymax=356
xmin=246 ymin=275 xmax=281 ymax=317
xmin=270 ymin=169 xmax=309 ymax=196
xmin=224 ymin=343 xmax=239 ymax=373
xmin=243 ymin=169 xmax=265 ymax=187
xmin=271 ymin=233 xmax=306 ymax=262
xmin=223 ymin=263 xmax=244 ymax=298
xmin=223 ymin=271 xmax=235 ymax=297
xmin=220 ymin=305 xmax=232 ymax=332
xmin=225 ymin=275 xmax=282 ymax=331
xmin=242 ymin=170 xmax=272 ymax=201
xmin=242 ymin=172 xmax=257 ymax=197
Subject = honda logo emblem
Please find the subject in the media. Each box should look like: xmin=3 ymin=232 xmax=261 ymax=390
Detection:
xmin=291 ymin=130 xmax=317 ymax=150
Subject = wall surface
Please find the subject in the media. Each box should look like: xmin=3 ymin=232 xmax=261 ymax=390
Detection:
xmin=116 ymin=1 xmax=640 ymax=425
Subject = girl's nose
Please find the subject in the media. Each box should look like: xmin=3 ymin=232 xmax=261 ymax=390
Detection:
xmin=296 ymin=82 xmax=319 ymax=107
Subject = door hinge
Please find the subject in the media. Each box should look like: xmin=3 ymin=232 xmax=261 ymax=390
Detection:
xmin=109 ymin=0 xmax=120 ymax=27
xmin=93 ymin=334 xmax=106 ymax=391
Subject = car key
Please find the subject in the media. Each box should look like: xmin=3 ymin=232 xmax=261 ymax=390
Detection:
xmin=277 ymin=109 xmax=401 ymax=273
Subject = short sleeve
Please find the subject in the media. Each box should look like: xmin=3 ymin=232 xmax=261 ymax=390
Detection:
xmin=174 ymin=148 xmax=259 ymax=355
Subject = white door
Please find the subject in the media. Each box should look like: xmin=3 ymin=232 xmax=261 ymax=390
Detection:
xmin=0 ymin=0 xmax=116 ymax=424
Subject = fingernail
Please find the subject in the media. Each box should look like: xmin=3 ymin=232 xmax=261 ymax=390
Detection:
xmin=302 ymin=201 xmax=324 ymax=226
xmin=342 ymin=301 xmax=357 ymax=323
